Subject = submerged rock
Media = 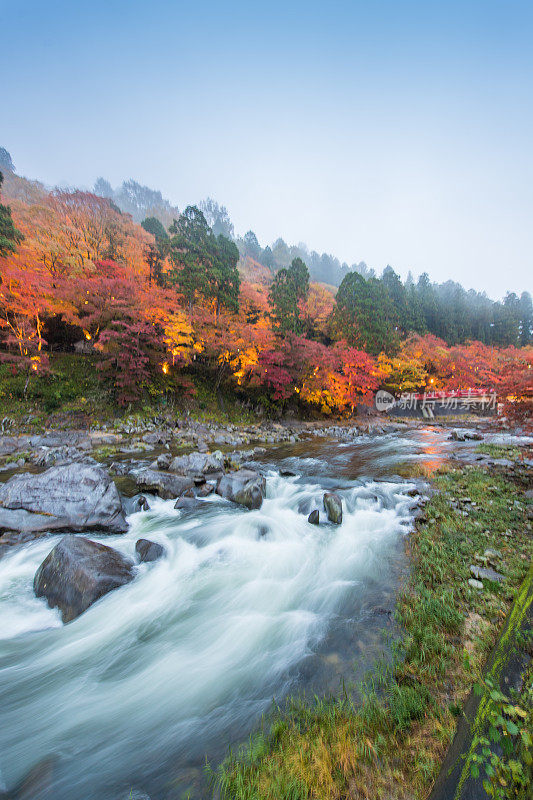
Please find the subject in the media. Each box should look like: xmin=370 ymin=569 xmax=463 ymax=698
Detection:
xmin=323 ymin=492 xmax=343 ymax=524
xmin=135 ymin=538 xmax=165 ymax=563
xmin=0 ymin=463 xmax=127 ymax=534
xmin=34 ymin=535 xmax=135 ymax=623
xmin=308 ymin=509 xmax=320 ymax=525
xmin=122 ymin=494 xmax=150 ymax=515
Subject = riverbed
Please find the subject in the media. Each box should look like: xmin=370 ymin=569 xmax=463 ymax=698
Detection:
xmin=0 ymin=426 xmax=453 ymax=799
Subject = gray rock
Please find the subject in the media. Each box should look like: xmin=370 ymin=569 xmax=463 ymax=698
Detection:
xmin=0 ymin=464 xmax=127 ymax=534
xmin=323 ymin=492 xmax=343 ymax=524
xmin=470 ymin=564 xmax=505 ymax=583
xmin=450 ymin=429 xmax=483 ymax=441
xmin=196 ymin=483 xmax=215 ymax=497
xmin=468 ymin=578 xmax=484 ymax=590
xmin=234 ymin=482 xmax=264 ymax=510
xmin=308 ymin=509 xmax=320 ymax=525
xmin=156 ymin=452 xmax=172 ymax=470
xmin=216 ymin=469 xmax=266 ymax=509
xmin=34 ymin=535 xmax=135 ymax=622
xmin=134 ymin=469 xmax=193 ymax=500
xmin=135 ymin=538 xmax=165 ymax=563
xmin=174 ymin=490 xmax=203 ymax=511
xmin=169 ymin=450 xmax=224 ymax=476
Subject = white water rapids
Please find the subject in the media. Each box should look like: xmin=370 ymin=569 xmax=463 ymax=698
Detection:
xmin=0 ymin=433 xmax=436 ymax=800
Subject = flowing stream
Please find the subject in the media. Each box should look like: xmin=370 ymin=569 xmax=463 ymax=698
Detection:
xmin=0 ymin=427 xmax=451 ymax=799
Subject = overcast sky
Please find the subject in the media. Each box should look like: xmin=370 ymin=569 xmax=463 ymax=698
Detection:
xmin=2 ymin=0 xmax=532 ymax=299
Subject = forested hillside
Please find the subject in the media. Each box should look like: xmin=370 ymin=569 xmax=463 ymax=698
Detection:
xmin=0 ymin=148 xmax=531 ymax=417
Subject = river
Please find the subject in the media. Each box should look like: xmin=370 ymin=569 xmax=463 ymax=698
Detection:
xmin=0 ymin=426 xmax=451 ymax=799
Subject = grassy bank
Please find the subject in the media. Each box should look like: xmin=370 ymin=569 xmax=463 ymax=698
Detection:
xmin=0 ymin=354 xmax=255 ymax=429
xmin=210 ymin=463 xmax=532 ymax=799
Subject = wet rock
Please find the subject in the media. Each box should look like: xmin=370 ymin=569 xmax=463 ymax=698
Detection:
xmin=216 ymin=469 xmax=266 ymax=509
xmin=135 ymin=538 xmax=165 ymax=563
xmin=323 ymin=492 xmax=343 ymax=524
xmin=308 ymin=509 xmax=320 ymax=524
xmin=122 ymin=494 xmax=150 ymax=515
xmin=34 ymin=535 xmax=135 ymax=623
xmin=234 ymin=482 xmax=264 ymax=510
xmin=174 ymin=490 xmax=203 ymax=511
xmin=470 ymin=564 xmax=505 ymax=583
xmin=0 ymin=464 xmax=127 ymax=534
xmin=134 ymin=469 xmax=193 ymax=500
xmin=279 ymin=468 xmax=297 ymax=477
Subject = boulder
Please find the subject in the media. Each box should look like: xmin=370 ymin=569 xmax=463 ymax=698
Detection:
xmin=323 ymin=492 xmax=343 ymax=524
xmin=169 ymin=450 xmax=224 ymax=476
xmin=135 ymin=538 xmax=165 ymax=563
xmin=234 ymin=482 xmax=264 ymax=510
xmin=34 ymin=535 xmax=135 ymax=622
xmin=134 ymin=469 xmax=194 ymax=499
xmin=0 ymin=464 xmax=127 ymax=534
xmin=216 ymin=469 xmax=266 ymax=509
xmin=308 ymin=509 xmax=320 ymax=525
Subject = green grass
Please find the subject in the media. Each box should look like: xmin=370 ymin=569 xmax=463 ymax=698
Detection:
xmin=209 ymin=464 xmax=532 ymax=800
xmin=476 ymin=443 xmax=526 ymax=460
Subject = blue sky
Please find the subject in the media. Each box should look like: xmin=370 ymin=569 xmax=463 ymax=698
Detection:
xmin=1 ymin=0 xmax=532 ymax=298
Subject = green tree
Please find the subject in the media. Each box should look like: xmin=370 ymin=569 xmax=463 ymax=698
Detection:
xmin=0 ymin=171 xmax=23 ymax=257
xmin=209 ymin=235 xmax=241 ymax=322
xmin=334 ymin=271 xmax=397 ymax=355
xmin=168 ymin=206 xmax=212 ymax=310
xmin=269 ymin=257 xmax=310 ymax=333
xmin=141 ymin=216 xmax=169 ymax=244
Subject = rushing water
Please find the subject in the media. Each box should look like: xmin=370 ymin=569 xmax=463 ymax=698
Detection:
xmin=0 ymin=427 xmax=450 ymax=800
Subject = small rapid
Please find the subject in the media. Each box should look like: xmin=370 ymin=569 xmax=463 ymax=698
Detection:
xmin=0 ymin=431 xmax=438 ymax=800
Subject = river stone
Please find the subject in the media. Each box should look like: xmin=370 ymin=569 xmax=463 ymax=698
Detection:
xmin=308 ymin=509 xmax=320 ymax=525
xmin=0 ymin=464 xmax=127 ymax=534
xmin=135 ymin=538 xmax=165 ymax=563
xmin=216 ymin=469 xmax=266 ymax=509
xmin=134 ymin=469 xmax=194 ymax=499
xmin=34 ymin=535 xmax=135 ymax=623
xmin=323 ymin=492 xmax=343 ymax=524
